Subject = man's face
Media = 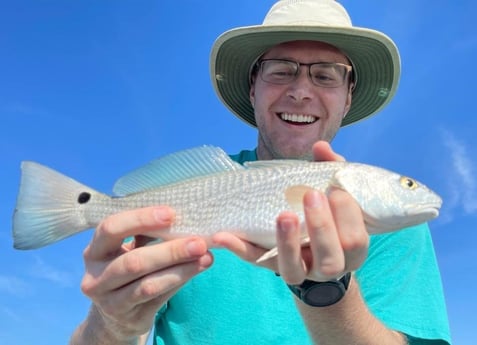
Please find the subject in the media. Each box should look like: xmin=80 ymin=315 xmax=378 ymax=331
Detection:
xmin=250 ymin=40 xmax=353 ymax=160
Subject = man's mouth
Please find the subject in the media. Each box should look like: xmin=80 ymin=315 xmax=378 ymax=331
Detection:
xmin=279 ymin=112 xmax=318 ymax=125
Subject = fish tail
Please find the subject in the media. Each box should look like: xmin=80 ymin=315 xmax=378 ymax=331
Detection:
xmin=12 ymin=161 xmax=101 ymax=250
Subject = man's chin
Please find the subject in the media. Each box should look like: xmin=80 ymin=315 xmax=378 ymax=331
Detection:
xmin=276 ymin=146 xmax=314 ymax=160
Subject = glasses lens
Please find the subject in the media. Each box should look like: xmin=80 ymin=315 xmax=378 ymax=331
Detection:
xmin=260 ymin=60 xmax=297 ymax=84
xmin=310 ymin=63 xmax=348 ymax=88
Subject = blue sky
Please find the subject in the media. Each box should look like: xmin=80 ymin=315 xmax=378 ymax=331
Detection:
xmin=1 ymin=1 xmax=476 ymax=344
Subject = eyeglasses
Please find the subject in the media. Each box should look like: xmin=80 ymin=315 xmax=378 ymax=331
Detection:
xmin=255 ymin=59 xmax=353 ymax=88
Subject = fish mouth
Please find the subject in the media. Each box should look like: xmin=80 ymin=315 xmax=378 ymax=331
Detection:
xmin=405 ymin=204 xmax=441 ymax=221
xmin=278 ymin=112 xmax=319 ymax=125
xmin=365 ymin=204 xmax=441 ymax=234
xmin=393 ymin=203 xmax=442 ymax=228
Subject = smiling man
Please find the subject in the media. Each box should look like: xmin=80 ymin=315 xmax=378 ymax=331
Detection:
xmin=69 ymin=1 xmax=451 ymax=344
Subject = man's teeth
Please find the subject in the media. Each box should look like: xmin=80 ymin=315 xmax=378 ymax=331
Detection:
xmin=280 ymin=113 xmax=316 ymax=123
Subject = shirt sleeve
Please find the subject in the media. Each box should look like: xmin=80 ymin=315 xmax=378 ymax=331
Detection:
xmin=356 ymin=223 xmax=451 ymax=344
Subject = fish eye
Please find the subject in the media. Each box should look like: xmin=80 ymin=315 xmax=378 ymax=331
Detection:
xmin=400 ymin=176 xmax=418 ymax=190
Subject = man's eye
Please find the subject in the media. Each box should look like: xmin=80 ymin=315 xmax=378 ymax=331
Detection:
xmin=313 ymin=72 xmax=335 ymax=81
xmin=312 ymin=71 xmax=340 ymax=85
xmin=272 ymin=70 xmax=293 ymax=77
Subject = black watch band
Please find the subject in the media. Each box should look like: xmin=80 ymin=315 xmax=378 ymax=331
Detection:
xmin=287 ymin=272 xmax=352 ymax=307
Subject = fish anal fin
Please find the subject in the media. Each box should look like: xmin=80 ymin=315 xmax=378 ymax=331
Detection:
xmin=256 ymin=236 xmax=311 ymax=263
xmin=285 ymin=185 xmax=315 ymax=212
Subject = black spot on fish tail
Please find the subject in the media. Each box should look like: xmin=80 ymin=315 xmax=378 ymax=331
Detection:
xmin=77 ymin=192 xmax=91 ymax=204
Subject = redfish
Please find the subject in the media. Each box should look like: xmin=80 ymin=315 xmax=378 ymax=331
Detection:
xmin=12 ymin=146 xmax=442 ymax=259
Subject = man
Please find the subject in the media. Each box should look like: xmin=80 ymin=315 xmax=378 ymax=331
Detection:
xmin=70 ymin=1 xmax=451 ymax=344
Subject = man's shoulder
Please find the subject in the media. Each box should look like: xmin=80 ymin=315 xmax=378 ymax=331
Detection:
xmin=229 ymin=148 xmax=257 ymax=164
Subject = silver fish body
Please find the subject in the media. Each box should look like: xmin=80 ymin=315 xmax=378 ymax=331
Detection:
xmin=12 ymin=146 xmax=442 ymax=251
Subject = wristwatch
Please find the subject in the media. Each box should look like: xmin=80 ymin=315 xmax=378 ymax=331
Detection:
xmin=287 ymin=272 xmax=352 ymax=307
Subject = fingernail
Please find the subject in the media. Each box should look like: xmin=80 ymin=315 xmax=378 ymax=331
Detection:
xmin=197 ymin=253 xmax=213 ymax=270
xmin=305 ymin=190 xmax=323 ymax=209
xmin=186 ymin=239 xmax=205 ymax=256
xmin=278 ymin=218 xmax=295 ymax=233
xmin=153 ymin=206 xmax=175 ymax=223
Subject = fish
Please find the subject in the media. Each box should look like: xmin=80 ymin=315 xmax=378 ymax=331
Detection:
xmin=12 ymin=145 xmax=442 ymax=262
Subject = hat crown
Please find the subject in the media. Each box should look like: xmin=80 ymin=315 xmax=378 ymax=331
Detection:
xmin=263 ymin=0 xmax=352 ymax=27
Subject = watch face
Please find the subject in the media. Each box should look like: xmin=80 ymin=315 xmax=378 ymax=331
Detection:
xmin=288 ymin=273 xmax=351 ymax=307
xmin=304 ymin=281 xmax=346 ymax=307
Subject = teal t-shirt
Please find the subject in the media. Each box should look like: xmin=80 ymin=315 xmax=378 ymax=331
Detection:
xmin=153 ymin=149 xmax=451 ymax=344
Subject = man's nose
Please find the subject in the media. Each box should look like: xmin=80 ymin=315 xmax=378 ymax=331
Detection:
xmin=285 ymin=68 xmax=315 ymax=102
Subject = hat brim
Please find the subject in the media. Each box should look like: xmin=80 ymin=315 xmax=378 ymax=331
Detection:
xmin=210 ymin=25 xmax=400 ymax=127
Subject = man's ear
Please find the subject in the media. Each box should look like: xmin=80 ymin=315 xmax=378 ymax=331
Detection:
xmin=249 ymin=77 xmax=256 ymax=106
xmin=343 ymin=83 xmax=354 ymax=118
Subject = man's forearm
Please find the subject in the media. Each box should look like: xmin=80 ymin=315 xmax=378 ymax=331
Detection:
xmin=296 ymin=276 xmax=408 ymax=345
xmin=69 ymin=305 xmax=148 ymax=345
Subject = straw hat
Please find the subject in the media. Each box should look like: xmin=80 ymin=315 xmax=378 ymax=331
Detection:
xmin=210 ymin=0 xmax=401 ymax=127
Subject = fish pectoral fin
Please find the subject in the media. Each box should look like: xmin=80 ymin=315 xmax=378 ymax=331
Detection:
xmin=284 ymin=185 xmax=315 ymax=212
xmin=255 ymin=236 xmax=311 ymax=263
xmin=256 ymin=247 xmax=279 ymax=263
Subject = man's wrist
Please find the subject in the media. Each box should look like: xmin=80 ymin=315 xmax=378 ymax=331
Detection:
xmin=288 ymin=272 xmax=352 ymax=307
xmin=69 ymin=305 xmax=138 ymax=345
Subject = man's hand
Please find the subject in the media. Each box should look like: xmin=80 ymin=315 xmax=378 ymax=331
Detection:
xmin=71 ymin=206 xmax=213 ymax=344
xmin=212 ymin=141 xmax=369 ymax=284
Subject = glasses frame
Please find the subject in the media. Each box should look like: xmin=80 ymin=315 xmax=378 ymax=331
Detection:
xmin=255 ymin=59 xmax=353 ymax=88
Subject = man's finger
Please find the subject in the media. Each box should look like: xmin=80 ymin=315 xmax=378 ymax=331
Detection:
xmin=86 ymin=206 xmax=175 ymax=261
xmin=312 ymin=141 xmax=346 ymax=162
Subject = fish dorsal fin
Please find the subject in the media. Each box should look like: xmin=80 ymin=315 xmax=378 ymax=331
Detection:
xmin=244 ymin=159 xmax=304 ymax=169
xmin=113 ymin=145 xmax=244 ymax=196
xmin=284 ymin=185 xmax=315 ymax=213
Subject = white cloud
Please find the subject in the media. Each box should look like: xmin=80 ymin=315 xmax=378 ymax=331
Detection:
xmin=29 ymin=256 xmax=74 ymax=288
xmin=440 ymin=129 xmax=477 ymax=216
xmin=0 ymin=275 xmax=30 ymax=297
xmin=1 ymin=306 xmax=22 ymax=323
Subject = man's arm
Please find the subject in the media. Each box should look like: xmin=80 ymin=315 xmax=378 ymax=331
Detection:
xmin=138 ymin=331 xmax=151 ymax=345
xmin=70 ymin=305 xmax=143 ymax=345
xmin=295 ymin=277 xmax=407 ymax=345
